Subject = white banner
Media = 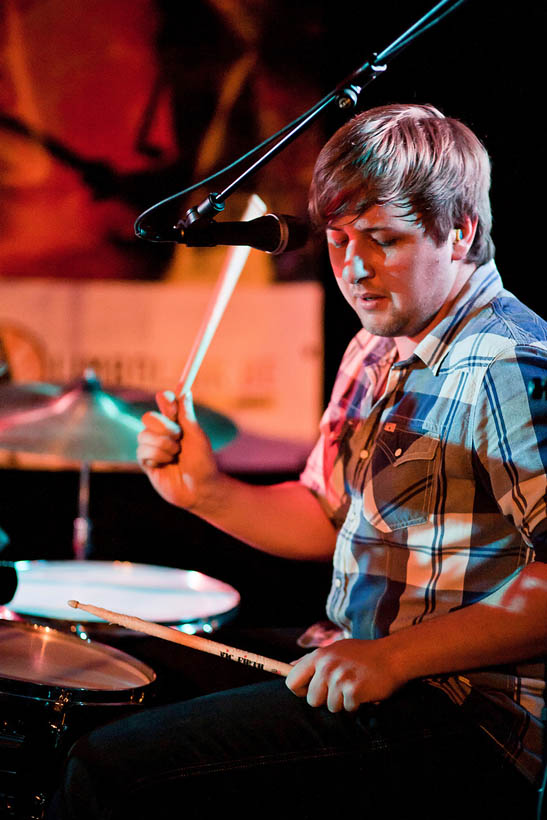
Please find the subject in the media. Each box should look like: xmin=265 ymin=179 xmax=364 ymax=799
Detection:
xmin=0 ymin=279 xmax=323 ymax=450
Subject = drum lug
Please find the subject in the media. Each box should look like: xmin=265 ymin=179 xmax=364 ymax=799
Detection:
xmin=28 ymin=790 xmax=47 ymax=820
xmin=47 ymin=691 xmax=71 ymax=742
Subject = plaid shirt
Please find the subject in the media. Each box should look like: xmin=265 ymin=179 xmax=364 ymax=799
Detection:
xmin=301 ymin=260 xmax=547 ymax=783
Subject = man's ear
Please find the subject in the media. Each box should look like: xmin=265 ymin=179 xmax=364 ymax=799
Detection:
xmin=452 ymin=215 xmax=478 ymax=261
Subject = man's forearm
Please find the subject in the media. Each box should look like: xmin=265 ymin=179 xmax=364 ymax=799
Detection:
xmin=193 ymin=477 xmax=338 ymax=561
xmin=386 ymin=561 xmax=547 ymax=684
xmin=287 ymin=561 xmax=547 ymax=711
xmin=137 ymin=393 xmax=337 ymax=561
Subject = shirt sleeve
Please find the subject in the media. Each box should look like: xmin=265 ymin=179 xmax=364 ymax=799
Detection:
xmin=300 ymin=404 xmax=347 ymax=525
xmin=300 ymin=330 xmax=374 ymax=526
xmin=471 ymin=343 xmax=547 ymax=561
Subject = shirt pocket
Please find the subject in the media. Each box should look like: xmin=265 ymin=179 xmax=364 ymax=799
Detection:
xmin=361 ymin=421 xmax=440 ymax=532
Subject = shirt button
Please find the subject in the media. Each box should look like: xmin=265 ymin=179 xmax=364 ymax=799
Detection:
xmin=359 ymin=449 xmax=369 ymax=459
xmin=335 ymin=578 xmax=342 ymax=588
xmin=394 ymin=448 xmax=402 ymax=457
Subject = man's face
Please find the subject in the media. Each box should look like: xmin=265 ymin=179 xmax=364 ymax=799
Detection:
xmin=326 ymin=203 xmax=466 ymax=343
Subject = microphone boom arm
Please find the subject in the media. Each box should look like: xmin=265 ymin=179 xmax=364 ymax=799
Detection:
xmin=135 ymin=0 xmax=469 ymax=244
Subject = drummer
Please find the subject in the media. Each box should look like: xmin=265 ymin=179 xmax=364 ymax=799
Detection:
xmin=49 ymin=104 xmax=547 ymax=819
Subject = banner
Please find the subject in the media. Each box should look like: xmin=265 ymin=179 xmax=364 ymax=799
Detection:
xmin=0 ymin=279 xmax=323 ymax=464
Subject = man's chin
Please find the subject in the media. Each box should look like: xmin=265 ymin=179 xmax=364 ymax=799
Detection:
xmin=357 ymin=311 xmax=430 ymax=340
xmin=358 ymin=316 xmax=405 ymax=338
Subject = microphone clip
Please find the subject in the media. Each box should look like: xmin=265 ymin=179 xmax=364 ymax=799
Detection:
xmin=336 ymin=53 xmax=387 ymax=110
xmin=182 ymin=193 xmax=225 ymax=228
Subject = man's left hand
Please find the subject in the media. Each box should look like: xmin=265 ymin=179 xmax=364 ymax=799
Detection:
xmin=285 ymin=638 xmax=406 ymax=713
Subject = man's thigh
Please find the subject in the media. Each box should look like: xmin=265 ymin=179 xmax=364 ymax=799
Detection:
xmin=50 ymin=678 xmax=537 ymax=820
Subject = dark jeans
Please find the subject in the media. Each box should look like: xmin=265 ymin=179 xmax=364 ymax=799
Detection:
xmin=46 ymin=678 xmax=538 ymax=820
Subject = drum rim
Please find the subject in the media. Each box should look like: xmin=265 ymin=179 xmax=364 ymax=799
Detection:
xmin=0 ymin=619 xmax=157 ymax=698
xmin=8 ymin=603 xmax=241 ymax=635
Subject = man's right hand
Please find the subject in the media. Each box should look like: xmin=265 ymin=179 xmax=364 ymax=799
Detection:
xmin=137 ymin=390 xmax=337 ymax=561
xmin=137 ymin=390 xmax=220 ymax=513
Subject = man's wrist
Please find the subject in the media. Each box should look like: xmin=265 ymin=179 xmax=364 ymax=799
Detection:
xmin=186 ymin=472 xmax=236 ymax=519
xmin=379 ymin=629 xmax=434 ymax=688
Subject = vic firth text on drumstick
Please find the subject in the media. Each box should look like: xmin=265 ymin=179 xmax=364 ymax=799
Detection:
xmin=67 ymin=599 xmax=292 ymax=677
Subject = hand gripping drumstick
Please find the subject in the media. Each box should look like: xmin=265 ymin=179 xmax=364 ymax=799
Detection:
xmin=68 ymin=600 xmax=293 ymax=677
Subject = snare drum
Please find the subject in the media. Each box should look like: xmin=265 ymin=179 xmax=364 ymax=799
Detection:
xmin=0 ymin=620 xmax=155 ymax=819
xmin=7 ymin=560 xmax=240 ymax=636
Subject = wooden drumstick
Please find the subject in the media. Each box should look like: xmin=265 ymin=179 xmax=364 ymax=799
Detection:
xmin=67 ymin=599 xmax=293 ymax=678
xmin=176 ymin=194 xmax=267 ymax=398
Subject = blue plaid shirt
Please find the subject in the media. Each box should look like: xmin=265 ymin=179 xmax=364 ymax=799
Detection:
xmin=301 ymin=260 xmax=547 ymax=783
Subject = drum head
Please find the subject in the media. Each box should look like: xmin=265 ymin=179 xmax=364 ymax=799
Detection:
xmin=0 ymin=620 xmax=155 ymax=695
xmin=9 ymin=560 xmax=240 ymax=632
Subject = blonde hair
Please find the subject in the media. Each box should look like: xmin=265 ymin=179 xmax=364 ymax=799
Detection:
xmin=309 ymin=103 xmax=494 ymax=265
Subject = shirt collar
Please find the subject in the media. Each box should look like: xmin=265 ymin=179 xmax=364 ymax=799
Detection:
xmin=405 ymin=260 xmax=503 ymax=374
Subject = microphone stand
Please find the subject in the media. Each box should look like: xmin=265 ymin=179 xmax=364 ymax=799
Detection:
xmin=135 ymin=0 xmax=469 ymax=244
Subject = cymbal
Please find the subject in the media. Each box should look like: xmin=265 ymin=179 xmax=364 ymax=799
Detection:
xmin=0 ymin=372 xmax=237 ymax=463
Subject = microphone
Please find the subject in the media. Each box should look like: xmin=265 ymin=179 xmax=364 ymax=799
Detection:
xmin=135 ymin=213 xmax=310 ymax=255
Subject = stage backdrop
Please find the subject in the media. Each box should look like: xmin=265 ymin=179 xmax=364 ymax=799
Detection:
xmin=0 ymin=276 xmax=323 ymax=470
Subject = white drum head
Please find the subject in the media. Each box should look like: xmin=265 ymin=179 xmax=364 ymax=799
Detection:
xmin=9 ymin=560 xmax=240 ymax=632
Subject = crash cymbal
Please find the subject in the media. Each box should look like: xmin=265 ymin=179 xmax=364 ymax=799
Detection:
xmin=0 ymin=371 xmax=237 ymax=462
xmin=0 ymin=381 xmax=61 ymax=413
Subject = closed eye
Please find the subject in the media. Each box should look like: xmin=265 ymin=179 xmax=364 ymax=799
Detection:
xmin=372 ymin=236 xmax=398 ymax=248
xmin=326 ymin=232 xmax=347 ymax=249
xmin=327 ymin=229 xmax=400 ymax=250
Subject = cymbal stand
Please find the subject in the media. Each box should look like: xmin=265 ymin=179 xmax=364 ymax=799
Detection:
xmin=73 ymin=461 xmax=92 ymax=560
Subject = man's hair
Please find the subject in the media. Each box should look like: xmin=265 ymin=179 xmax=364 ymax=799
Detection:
xmin=309 ymin=103 xmax=494 ymax=265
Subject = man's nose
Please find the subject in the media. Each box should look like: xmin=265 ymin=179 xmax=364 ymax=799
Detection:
xmin=342 ymin=240 xmax=373 ymax=284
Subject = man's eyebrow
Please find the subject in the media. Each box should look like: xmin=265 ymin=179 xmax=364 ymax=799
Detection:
xmin=326 ymin=223 xmax=396 ymax=233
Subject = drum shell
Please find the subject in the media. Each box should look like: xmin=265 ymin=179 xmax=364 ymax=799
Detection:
xmin=0 ymin=621 xmax=156 ymax=820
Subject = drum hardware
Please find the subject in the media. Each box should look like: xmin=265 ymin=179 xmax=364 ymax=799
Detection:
xmin=0 ymin=560 xmax=239 ymax=818
xmin=0 ymin=370 xmax=238 ymax=558
xmin=0 ymin=620 xmax=156 ymax=820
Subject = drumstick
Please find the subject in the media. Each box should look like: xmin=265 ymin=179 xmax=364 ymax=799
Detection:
xmin=67 ymin=599 xmax=293 ymax=677
xmin=176 ymin=193 xmax=267 ymax=398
